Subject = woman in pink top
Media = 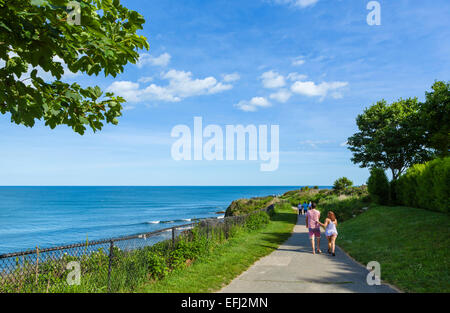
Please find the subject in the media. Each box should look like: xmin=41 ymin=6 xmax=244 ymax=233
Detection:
xmin=305 ymin=203 xmax=322 ymax=254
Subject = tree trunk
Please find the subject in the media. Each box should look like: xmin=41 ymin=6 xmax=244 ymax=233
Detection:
xmin=390 ymin=168 xmax=397 ymax=181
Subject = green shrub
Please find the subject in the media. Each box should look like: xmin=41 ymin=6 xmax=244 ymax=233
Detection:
xmin=245 ymin=211 xmax=270 ymax=231
xmin=396 ymin=163 xmax=424 ymax=207
xmin=333 ymin=177 xmax=353 ymax=194
xmin=144 ymin=250 xmax=169 ymax=280
xmin=225 ymin=196 xmax=274 ymax=216
xmin=344 ymin=185 xmax=368 ymax=197
xmin=367 ymin=167 xmax=390 ymax=205
xmin=397 ymin=157 xmax=449 ymax=212
xmin=280 ymin=187 xmax=349 ymax=209
xmin=317 ymin=195 xmax=370 ymax=222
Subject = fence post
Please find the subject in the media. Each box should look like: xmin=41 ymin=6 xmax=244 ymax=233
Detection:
xmin=172 ymin=227 xmax=176 ymax=248
xmin=35 ymin=246 xmax=39 ymax=286
xmin=107 ymin=240 xmax=114 ymax=292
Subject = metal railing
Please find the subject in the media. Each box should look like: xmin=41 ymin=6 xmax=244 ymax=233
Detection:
xmin=0 ymin=205 xmax=273 ymax=293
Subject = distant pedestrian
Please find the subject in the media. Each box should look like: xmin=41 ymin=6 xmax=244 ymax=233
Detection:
xmin=305 ymin=202 xmax=321 ymax=254
xmin=319 ymin=211 xmax=338 ymax=256
xmin=297 ymin=203 xmax=302 ymax=215
xmin=303 ymin=202 xmax=308 ymax=214
xmin=308 ymin=201 xmax=312 ymax=209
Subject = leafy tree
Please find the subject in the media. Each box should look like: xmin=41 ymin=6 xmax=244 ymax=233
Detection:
xmin=367 ymin=167 xmax=389 ymax=205
xmin=419 ymin=81 xmax=450 ymax=157
xmin=347 ymin=98 xmax=433 ymax=181
xmin=333 ymin=177 xmax=353 ymax=193
xmin=0 ymin=0 xmax=149 ymax=134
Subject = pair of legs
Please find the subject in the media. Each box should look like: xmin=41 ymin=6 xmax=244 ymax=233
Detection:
xmin=327 ymin=235 xmax=337 ymax=255
xmin=309 ymin=229 xmax=321 ymax=254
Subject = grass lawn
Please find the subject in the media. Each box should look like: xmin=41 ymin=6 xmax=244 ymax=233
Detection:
xmin=137 ymin=203 xmax=297 ymax=293
xmin=338 ymin=205 xmax=450 ymax=293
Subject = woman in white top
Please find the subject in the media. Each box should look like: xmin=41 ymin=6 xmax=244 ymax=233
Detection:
xmin=319 ymin=211 xmax=338 ymax=256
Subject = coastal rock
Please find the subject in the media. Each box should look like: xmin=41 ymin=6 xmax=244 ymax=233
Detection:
xmin=224 ymin=196 xmax=277 ymax=217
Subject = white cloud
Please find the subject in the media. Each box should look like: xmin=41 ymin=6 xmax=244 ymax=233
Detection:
xmin=291 ymin=80 xmax=348 ymax=99
xmin=107 ymin=69 xmax=233 ymax=103
xmin=138 ymin=76 xmax=154 ymax=83
xmin=292 ymin=56 xmax=306 ymax=66
xmin=102 ymin=132 xmax=174 ymax=146
xmin=300 ymin=140 xmax=333 ymax=149
xmin=223 ymin=73 xmax=240 ymax=83
xmin=137 ymin=52 xmax=171 ymax=68
xmin=269 ymin=89 xmax=292 ymax=103
xmin=208 ymin=82 xmax=233 ymax=94
xmin=287 ymin=72 xmax=308 ymax=81
xmin=235 ymin=97 xmax=271 ymax=112
xmin=271 ymin=0 xmax=319 ymax=8
xmin=340 ymin=141 xmax=348 ymax=147
xmin=260 ymin=70 xmax=286 ymax=89
xmin=331 ymin=92 xmax=344 ymax=99
xmin=107 ymin=81 xmax=142 ymax=102
xmin=294 ymin=0 xmax=319 ymax=8
xmin=162 ymin=69 xmax=232 ymax=97
xmin=123 ymin=105 xmax=136 ymax=111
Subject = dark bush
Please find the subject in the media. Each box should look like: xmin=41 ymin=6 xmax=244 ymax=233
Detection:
xmin=367 ymin=167 xmax=390 ymax=205
xmin=389 ymin=179 xmax=399 ymax=205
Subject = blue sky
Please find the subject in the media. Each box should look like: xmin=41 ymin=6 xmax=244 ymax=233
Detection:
xmin=1 ymin=0 xmax=449 ymax=186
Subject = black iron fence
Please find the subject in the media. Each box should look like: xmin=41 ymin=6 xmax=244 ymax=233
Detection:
xmin=0 ymin=205 xmax=274 ymax=293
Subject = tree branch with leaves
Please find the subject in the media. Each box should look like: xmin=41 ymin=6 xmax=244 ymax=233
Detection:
xmin=0 ymin=0 xmax=149 ymax=134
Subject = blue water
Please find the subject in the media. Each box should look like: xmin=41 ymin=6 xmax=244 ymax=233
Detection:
xmin=0 ymin=186 xmax=330 ymax=255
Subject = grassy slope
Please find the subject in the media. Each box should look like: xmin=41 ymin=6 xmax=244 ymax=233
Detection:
xmin=138 ymin=203 xmax=297 ymax=293
xmin=338 ymin=205 xmax=450 ymax=293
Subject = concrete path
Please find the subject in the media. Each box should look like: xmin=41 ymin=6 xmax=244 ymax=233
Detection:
xmin=220 ymin=210 xmax=397 ymax=293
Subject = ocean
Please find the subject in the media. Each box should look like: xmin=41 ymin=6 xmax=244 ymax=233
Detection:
xmin=0 ymin=186 xmax=328 ymax=255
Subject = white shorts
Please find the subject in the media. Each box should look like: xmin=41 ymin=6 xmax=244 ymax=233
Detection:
xmin=325 ymin=230 xmax=338 ymax=237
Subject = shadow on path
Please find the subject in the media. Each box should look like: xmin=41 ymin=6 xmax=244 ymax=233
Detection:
xmin=220 ymin=212 xmax=397 ymax=293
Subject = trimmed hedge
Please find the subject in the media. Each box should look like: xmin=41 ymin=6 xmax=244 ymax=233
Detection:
xmin=396 ymin=157 xmax=450 ymax=213
xmin=367 ymin=167 xmax=390 ymax=205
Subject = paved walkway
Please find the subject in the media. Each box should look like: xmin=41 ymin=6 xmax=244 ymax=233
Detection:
xmin=220 ymin=210 xmax=397 ymax=293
